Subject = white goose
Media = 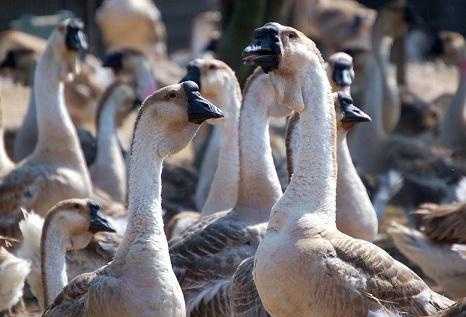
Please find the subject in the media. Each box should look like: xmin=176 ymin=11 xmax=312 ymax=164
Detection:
xmin=243 ymin=22 xmax=453 ymax=317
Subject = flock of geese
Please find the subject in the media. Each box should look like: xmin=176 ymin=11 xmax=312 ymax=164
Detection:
xmin=0 ymin=0 xmax=465 ymax=316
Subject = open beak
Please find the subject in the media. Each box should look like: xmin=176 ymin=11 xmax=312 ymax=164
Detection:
xmin=180 ymin=64 xmax=201 ymax=89
xmin=183 ymin=81 xmax=223 ymax=124
xmin=88 ymin=202 xmax=116 ymax=233
xmin=242 ymin=23 xmax=282 ymax=73
xmin=339 ymin=94 xmax=371 ymax=123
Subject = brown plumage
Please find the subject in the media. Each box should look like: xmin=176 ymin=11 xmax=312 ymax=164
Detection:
xmin=415 ymin=203 xmax=466 ymax=244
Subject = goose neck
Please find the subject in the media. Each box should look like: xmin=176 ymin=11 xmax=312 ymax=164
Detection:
xmin=270 ymin=64 xmax=337 ymax=229
xmin=41 ymin=223 xmax=68 ymax=308
xmin=33 ymin=47 xmax=84 ymax=165
xmin=115 ymin=121 xmax=169 ymax=265
xmin=201 ymin=87 xmax=241 ymax=216
xmin=95 ymin=100 xmax=122 ymax=165
xmin=233 ymin=75 xmax=282 ymax=223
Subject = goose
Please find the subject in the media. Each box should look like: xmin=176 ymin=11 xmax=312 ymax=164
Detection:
xmin=436 ymin=31 xmax=466 ymax=153
xmin=0 ymin=19 xmax=92 ymax=238
xmin=168 ymin=66 xmax=289 ymax=316
xmin=185 ymin=58 xmax=242 ymax=216
xmin=0 ymin=245 xmax=30 ymax=314
xmin=165 ymin=58 xmax=242 ymax=237
xmin=40 ymin=199 xmax=114 ymax=308
xmin=231 ymin=56 xmax=375 ymax=316
xmin=42 ymin=81 xmax=223 ymax=316
xmin=89 ymin=81 xmax=139 ymax=203
xmin=243 ymin=22 xmax=453 ymax=316
xmin=16 ymin=207 xmax=119 ymax=310
xmin=388 ymin=202 xmax=466 ymax=298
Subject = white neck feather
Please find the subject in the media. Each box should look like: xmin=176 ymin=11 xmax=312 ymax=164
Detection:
xmin=91 ymin=97 xmax=127 ymax=202
xmin=32 ymin=47 xmax=87 ymax=172
xmin=348 ymin=55 xmax=386 ymax=174
xmin=14 ymin=91 xmax=37 ymax=161
xmin=336 ymin=130 xmax=378 ymax=240
xmin=41 ymin=224 xmax=68 ymax=308
xmin=115 ymin=115 xmax=172 ymax=273
xmin=440 ymin=70 xmax=466 ymax=149
xmin=234 ymin=74 xmax=283 ymax=223
xmin=270 ymin=63 xmax=337 ymax=229
xmin=201 ymin=82 xmax=242 ymax=216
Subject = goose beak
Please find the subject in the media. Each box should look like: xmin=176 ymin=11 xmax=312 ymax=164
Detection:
xmin=183 ymin=81 xmax=224 ymax=124
xmin=102 ymin=51 xmax=123 ymax=71
xmin=339 ymin=94 xmax=371 ymax=123
xmin=180 ymin=64 xmax=201 ymax=89
xmin=65 ymin=20 xmax=88 ymax=59
xmin=243 ymin=23 xmax=281 ymax=73
xmin=88 ymin=202 xmax=116 ymax=233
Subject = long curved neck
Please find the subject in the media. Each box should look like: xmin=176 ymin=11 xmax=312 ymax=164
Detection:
xmin=92 ymin=98 xmax=127 ymax=202
xmin=41 ymin=222 xmax=68 ymax=308
xmin=348 ymin=54 xmax=386 ymax=174
xmin=201 ymin=84 xmax=242 ymax=216
xmin=372 ymin=16 xmax=401 ymax=133
xmin=270 ymin=64 xmax=336 ymax=229
xmin=32 ymin=48 xmax=84 ymax=166
xmin=13 ymin=89 xmax=38 ymax=161
xmin=115 ymin=118 xmax=171 ymax=274
xmin=233 ymin=75 xmax=283 ymax=223
xmin=440 ymin=66 xmax=466 ymax=149
xmin=336 ymin=130 xmax=377 ymax=240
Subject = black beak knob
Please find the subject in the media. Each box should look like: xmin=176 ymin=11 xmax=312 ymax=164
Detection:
xmin=88 ymin=201 xmax=116 ymax=233
xmin=183 ymin=81 xmax=223 ymax=124
xmin=180 ymin=64 xmax=201 ymax=89
xmin=339 ymin=94 xmax=371 ymax=123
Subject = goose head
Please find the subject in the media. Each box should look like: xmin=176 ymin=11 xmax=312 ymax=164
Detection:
xmin=181 ymin=58 xmax=240 ymax=123
xmin=44 ymin=199 xmax=115 ymax=251
xmin=243 ymin=22 xmax=326 ymax=113
xmin=102 ymin=49 xmax=157 ymax=102
xmin=328 ymin=52 xmax=355 ymax=90
xmin=49 ymin=18 xmax=88 ymax=81
xmin=133 ymin=81 xmax=223 ymax=157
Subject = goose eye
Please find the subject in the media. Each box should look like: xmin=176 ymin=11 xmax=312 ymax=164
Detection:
xmin=288 ymin=32 xmax=298 ymax=39
xmin=73 ymin=204 xmax=80 ymax=209
xmin=168 ymin=92 xmax=177 ymax=99
xmin=208 ymin=64 xmax=217 ymax=70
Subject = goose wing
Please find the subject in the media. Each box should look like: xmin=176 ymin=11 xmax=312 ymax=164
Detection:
xmin=415 ymin=203 xmax=466 ymax=243
xmin=328 ymin=234 xmax=454 ymax=315
xmin=231 ymin=256 xmax=269 ymax=317
xmin=169 ymin=212 xmax=261 ymax=316
xmin=388 ymin=222 xmax=466 ymax=298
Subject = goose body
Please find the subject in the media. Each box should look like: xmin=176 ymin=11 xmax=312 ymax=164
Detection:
xmin=244 ymin=22 xmax=453 ymax=317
